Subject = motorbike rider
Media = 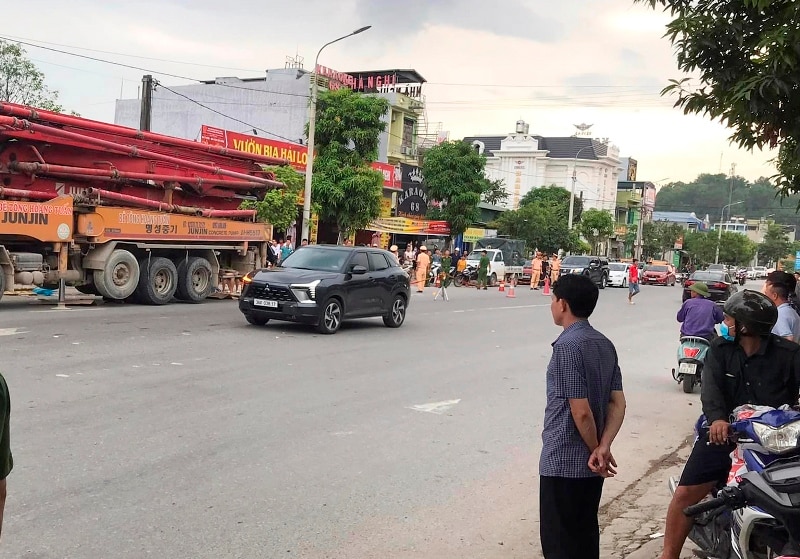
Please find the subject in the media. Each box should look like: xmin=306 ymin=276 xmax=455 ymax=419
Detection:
xmin=659 ymin=290 xmax=800 ymax=559
xmin=676 ymin=282 xmax=723 ymax=341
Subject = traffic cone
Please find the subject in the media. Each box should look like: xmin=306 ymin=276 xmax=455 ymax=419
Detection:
xmin=506 ymin=278 xmax=516 ymax=298
xmin=498 ymin=279 xmax=505 ymax=292
xmin=542 ymin=276 xmax=550 ymax=295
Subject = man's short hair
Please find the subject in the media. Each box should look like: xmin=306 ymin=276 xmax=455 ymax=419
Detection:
xmin=552 ymin=274 xmax=599 ymax=318
xmin=767 ymin=270 xmax=796 ymax=300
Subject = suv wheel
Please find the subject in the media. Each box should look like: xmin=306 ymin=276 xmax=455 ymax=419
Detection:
xmin=317 ymin=298 xmax=343 ymax=334
xmin=599 ymin=274 xmax=607 ymax=289
xmin=383 ymin=294 xmax=407 ymax=328
xmin=245 ymin=314 xmax=269 ymax=326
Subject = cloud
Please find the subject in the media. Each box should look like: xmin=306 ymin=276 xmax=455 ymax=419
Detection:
xmin=355 ymin=0 xmax=565 ymax=42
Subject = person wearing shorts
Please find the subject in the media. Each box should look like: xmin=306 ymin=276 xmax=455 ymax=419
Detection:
xmin=627 ymin=259 xmax=640 ymax=304
xmin=658 ymin=291 xmax=800 ymax=559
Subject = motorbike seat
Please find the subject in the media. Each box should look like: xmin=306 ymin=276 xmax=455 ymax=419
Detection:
xmin=680 ymin=336 xmax=712 ymax=345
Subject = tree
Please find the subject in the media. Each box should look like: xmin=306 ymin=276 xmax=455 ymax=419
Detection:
xmin=642 ymin=221 xmax=686 ymax=259
xmin=578 ymin=209 xmax=614 ymax=254
xmin=491 ymin=203 xmax=580 ymax=255
xmin=483 ymin=178 xmax=509 ymax=206
xmin=240 ymin=165 xmax=302 ymax=235
xmin=684 ymin=230 xmax=757 ymax=267
xmin=638 ymin=1 xmax=800 ymax=195
xmin=423 ymin=140 xmax=495 ymax=240
xmin=0 ymin=40 xmax=62 ymax=111
xmin=518 ymin=185 xmax=583 ymax=220
xmin=758 ymin=223 xmax=792 ymax=265
xmin=311 ymin=88 xmax=388 ymax=240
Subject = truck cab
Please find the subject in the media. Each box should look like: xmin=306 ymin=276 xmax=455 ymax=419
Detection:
xmin=465 ymin=248 xmax=524 ymax=286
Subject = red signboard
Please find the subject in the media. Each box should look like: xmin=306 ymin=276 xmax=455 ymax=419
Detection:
xmin=200 ymin=125 xmax=399 ymax=190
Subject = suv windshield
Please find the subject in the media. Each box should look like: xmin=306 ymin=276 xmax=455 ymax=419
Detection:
xmin=646 ymin=265 xmax=668 ymax=272
xmin=609 ymin=263 xmax=627 ymax=271
xmin=279 ymin=247 xmax=349 ymax=272
xmin=562 ymin=256 xmax=590 ymax=267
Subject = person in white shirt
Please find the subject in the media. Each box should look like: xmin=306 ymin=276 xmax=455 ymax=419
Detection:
xmin=763 ymin=270 xmax=800 ymax=342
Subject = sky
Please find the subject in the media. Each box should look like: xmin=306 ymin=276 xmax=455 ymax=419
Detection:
xmin=1 ymin=0 xmax=776 ymax=184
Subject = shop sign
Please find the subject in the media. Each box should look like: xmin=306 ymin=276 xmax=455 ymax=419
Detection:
xmin=367 ymin=217 xmax=449 ymax=235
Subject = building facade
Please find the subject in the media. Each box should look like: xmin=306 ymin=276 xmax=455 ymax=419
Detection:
xmin=463 ymin=121 xmax=621 ymax=212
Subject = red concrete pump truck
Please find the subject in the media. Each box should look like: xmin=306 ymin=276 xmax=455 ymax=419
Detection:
xmin=0 ymin=102 xmax=286 ymax=304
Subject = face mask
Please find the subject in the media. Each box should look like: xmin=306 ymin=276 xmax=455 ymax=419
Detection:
xmin=720 ymin=323 xmax=735 ymax=341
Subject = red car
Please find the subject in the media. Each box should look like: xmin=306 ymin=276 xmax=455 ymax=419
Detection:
xmin=641 ymin=264 xmax=676 ymax=286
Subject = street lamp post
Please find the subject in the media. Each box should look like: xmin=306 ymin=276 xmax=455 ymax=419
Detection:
xmin=300 ymin=25 xmax=371 ymax=244
xmin=568 ymin=145 xmax=595 ymax=230
xmin=714 ymin=200 xmax=744 ymax=264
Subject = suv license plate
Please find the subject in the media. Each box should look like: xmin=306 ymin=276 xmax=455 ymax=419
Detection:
xmin=254 ymin=299 xmax=278 ymax=308
xmin=679 ymin=363 xmax=697 ymax=375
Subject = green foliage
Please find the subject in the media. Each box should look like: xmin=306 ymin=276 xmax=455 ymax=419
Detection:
xmin=518 ymin=185 xmax=583 ymax=220
xmin=637 ymin=1 xmax=800 ymax=194
xmin=423 ymin=140 xmax=495 ymax=238
xmin=490 ymin=185 xmax=582 ymax=254
xmin=683 ymin=230 xmax=757 ymax=267
xmin=642 ymin=221 xmax=686 ymax=259
xmin=758 ymin=222 xmax=792 ymax=265
xmin=311 ymin=88 xmax=388 ymax=238
xmin=655 ymin=173 xmax=800 ymax=230
xmin=240 ymin=166 xmax=302 ymax=234
xmin=578 ymin=209 xmax=614 ymax=252
xmin=483 ymin=178 xmax=509 ymax=206
xmin=0 ymin=40 xmax=62 ymax=111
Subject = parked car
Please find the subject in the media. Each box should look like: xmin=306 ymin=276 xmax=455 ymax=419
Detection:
xmin=521 ymin=259 xmax=532 ymax=285
xmin=744 ymin=266 xmax=756 ymax=280
xmin=607 ymin=262 xmax=630 ymax=288
xmin=682 ymin=270 xmax=738 ymax=303
xmin=641 ymin=264 xmax=677 ymax=286
xmin=753 ymin=266 xmax=768 ymax=278
xmin=559 ymin=256 xmax=610 ymax=289
xmin=706 ymin=264 xmax=726 ymax=272
xmin=238 ymin=245 xmax=410 ymax=334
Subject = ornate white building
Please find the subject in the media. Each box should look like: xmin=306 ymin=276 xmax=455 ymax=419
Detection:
xmin=463 ymin=121 xmax=621 ymax=212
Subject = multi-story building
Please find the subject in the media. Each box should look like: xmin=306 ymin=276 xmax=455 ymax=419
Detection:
xmin=714 ymin=217 xmax=796 ymax=243
xmin=613 ymin=181 xmax=657 ymax=258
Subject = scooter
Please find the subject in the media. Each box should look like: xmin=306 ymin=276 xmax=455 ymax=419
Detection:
xmin=737 ymin=269 xmax=748 ymax=286
xmin=672 ymin=336 xmax=712 ymax=393
xmin=453 ymin=265 xmax=478 ymax=287
xmin=674 ymin=406 xmax=800 ymax=559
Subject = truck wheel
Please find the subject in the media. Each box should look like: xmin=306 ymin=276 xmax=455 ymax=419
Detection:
xmin=136 ymin=256 xmax=178 ymax=305
xmin=75 ymin=283 xmax=100 ymax=295
xmin=489 ymin=273 xmax=497 ymax=287
xmin=176 ymin=256 xmax=213 ymax=303
xmin=0 ymin=268 xmax=5 ymax=302
xmin=93 ymin=249 xmax=140 ymax=300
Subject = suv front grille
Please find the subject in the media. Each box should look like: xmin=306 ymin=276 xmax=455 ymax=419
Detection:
xmin=249 ymin=283 xmax=295 ymax=302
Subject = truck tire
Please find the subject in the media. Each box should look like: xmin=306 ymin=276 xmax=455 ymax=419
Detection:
xmin=75 ymin=283 xmax=100 ymax=296
xmin=176 ymin=256 xmax=214 ymax=303
xmin=136 ymin=256 xmax=178 ymax=305
xmin=489 ymin=273 xmax=497 ymax=287
xmin=93 ymin=249 xmax=140 ymax=300
xmin=0 ymin=268 xmax=5 ymax=302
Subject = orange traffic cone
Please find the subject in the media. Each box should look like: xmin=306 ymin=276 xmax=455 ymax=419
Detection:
xmin=506 ymin=278 xmax=516 ymax=298
xmin=542 ymin=276 xmax=550 ymax=295
xmin=498 ymin=279 xmax=505 ymax=292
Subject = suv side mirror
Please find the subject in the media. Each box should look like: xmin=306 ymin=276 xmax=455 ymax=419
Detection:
xmin=351 ymin=265 xmax=368 ymax=275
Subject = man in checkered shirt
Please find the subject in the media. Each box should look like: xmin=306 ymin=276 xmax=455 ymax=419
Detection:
xmin=540 ymin=274 xmax=627 ymax=559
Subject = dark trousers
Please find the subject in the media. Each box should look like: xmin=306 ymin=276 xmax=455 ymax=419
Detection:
xmin=539 ymin=475 xmax=605 ymax=559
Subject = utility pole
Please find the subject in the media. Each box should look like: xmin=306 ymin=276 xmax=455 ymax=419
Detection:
xmin=634 ymin=184 xmax=645 ymax=260
xmin=139 ymin=75 xmax=154 ymax=132
xmin=726 ymin=163 xmax=736 ymax=221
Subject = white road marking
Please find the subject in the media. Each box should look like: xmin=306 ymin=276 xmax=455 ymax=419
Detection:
xmin=0 ymin=328 xmax=28 ymax=337
xmin=170 ymin=362 xmax=183 ymax=366
xmin=55 ymin=374 xmax=69 ymax=378
xmin=452 ymin=303 xmax=547 ymax=313
xmin=332 ymin=431 xmax=354 ymax=437
xmin=408 ymin=399 xmax=461 ymax=415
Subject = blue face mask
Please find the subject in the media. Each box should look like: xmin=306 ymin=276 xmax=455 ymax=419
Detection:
xmin=720 ymin=323 xmax=735 ymax=341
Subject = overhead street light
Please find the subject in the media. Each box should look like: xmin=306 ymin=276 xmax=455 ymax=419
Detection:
xmin=714 ymin=200 xmax=744 ymax=264
xmin=300 ymin=26 xmax=372 ymax=243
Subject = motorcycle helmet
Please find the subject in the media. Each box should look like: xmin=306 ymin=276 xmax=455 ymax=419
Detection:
xmin=722 ymin=290 xmax=778 ymax=337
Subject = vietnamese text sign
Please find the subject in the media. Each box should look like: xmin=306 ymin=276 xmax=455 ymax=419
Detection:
xmin=0 ymin=196 xmax=73 ymax=242
xmin=368 ymin=217 xmax=449 ymax=236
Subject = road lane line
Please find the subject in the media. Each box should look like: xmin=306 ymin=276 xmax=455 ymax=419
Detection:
xmin=408 ymin=399 xmax=461 ymax=415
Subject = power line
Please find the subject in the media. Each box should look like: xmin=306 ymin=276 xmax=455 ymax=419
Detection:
xmin=154 ymin=81 xmax=300 ymax=144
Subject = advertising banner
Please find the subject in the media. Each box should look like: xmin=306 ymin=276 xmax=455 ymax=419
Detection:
xmin=396 ymin=163 xmax=428 ymax=216
xmin=367 ymin=217 xmax=449 ymax=236
xmin=201 ymin=125 xmax=400 ymax=190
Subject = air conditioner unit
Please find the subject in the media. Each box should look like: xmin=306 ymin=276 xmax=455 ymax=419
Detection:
xmin=401 ymin=146 xmax=416 ymax=156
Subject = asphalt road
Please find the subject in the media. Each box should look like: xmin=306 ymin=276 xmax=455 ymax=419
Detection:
xmin=0 ymin=279 xmax=739 ymax=558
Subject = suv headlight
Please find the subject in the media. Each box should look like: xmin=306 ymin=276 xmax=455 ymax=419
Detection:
xmin=289 ymin=279 xmax=321 ymax=302
xmin=752 ymin=421 xmax=800 ymax=454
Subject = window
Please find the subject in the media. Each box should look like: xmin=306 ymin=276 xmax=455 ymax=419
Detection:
xmin=494 ymin=253 xmax=503 ymax=262
xmin=368 ymin=252 xmax=390 ymax=271
xmin=402 ymin=118 xmax=415 ymax=151
xmin=350 ymin=252 xmax=369 ymax=270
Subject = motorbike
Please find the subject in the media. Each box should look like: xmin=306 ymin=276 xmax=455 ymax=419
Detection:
xmin=453 ymin=265 xmax=478 ymax=287
xmin=737 ymin=269 xmax=748 ymax=286
xmin=672 ymin=336 xmax=712 ymax=393
xmin=428 ymin=263 xmax=455 ymax=287
xmin=675 ymin=406 xmax=800 ymax=559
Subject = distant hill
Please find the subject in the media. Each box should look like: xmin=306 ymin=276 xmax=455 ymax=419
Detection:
xmin=655 ymin=173 xmax=800 ymax=229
